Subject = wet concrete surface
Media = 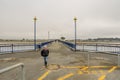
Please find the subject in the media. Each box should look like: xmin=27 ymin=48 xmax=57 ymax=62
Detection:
xmin=0 ymin=42 xmax=120 ymax=80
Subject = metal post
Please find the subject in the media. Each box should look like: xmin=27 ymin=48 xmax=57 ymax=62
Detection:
xmin=11 ymin=44 xmax=14 ymax=53
xmin=21 ymin=65 xmax=25 ymax=80
xmin=96 ymin=44 xmax=98 ymax=52
xmin=0 ymin=46 xmax=2 ymax=53
xmin=74 ymin=17 xmax=77 ymax=52
xmin=118 ymin=54 xmax=120 ymax=66
xmin=48 ymin=31 xmax=50 ymax=41
xmin=88 ymin=52 xmax=90 ymax=67
xmin=0 ymin=63 xmax=25 ymax=80
xmin=33 ymin=17 xmax=37 ymax=51
xmin=115 ymin=47 xmax=117 ymax=53
xmin=83 ymin=44 xmax=84 ymax=51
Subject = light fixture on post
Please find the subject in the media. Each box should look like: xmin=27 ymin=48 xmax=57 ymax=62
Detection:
xmin=74 ymin=17 xmax=77 ymax=51
xmin=33 ymin=16 xmax=37 ymax=51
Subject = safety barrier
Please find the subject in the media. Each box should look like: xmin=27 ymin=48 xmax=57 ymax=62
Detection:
xmin=0 ymin=63 xmax=25 ymax=80
xmin=58 ymin=40 xmax=75 ymax=50
xmin=0 ymin=44 xmax=34 ymax=54
xmin=77 ymin=43 xmax=120 ymax=54
xmin=37 ymin=40 xmax=54 ymax=49
xmin=0 ymin=41 xmax=54 ymax=54
xmin=59 ymin=40 xmax=120 ymax=54
xmin=76 ymin=43 xmax=120 ymax=66
xmin=58 ymin=40 xmax=120 ymax=66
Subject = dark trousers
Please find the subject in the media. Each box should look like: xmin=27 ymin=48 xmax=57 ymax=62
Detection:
xmin=44 ymin=57 xmax=48 ymax=66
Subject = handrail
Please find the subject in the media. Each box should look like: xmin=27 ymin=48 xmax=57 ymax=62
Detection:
xmin=0 ymin=63 xmax=25 ymax=80
xmin=0 ymin=44 xmax=34 ymax=54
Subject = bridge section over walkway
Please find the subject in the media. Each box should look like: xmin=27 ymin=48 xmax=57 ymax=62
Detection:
xmin=0 ymin=41 xmax=120 ymax=80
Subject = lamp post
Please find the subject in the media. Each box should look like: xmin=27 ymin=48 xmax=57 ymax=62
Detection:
xmin=33 ymin=16 xmax=37 ymax=51
xmin=48 ymin=31 xmax=50 ymax=41
xmin=74 ymin=17 xmax=77 ymax=51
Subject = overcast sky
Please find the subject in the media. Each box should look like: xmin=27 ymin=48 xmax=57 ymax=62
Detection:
xmin=0 ymin=0 xmax=120 ymax=39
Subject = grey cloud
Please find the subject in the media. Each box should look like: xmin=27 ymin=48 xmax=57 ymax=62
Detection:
xmin=0 ymin=0 xmax=120 ymax=39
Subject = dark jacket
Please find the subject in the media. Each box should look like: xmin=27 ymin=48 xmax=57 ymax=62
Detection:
xmin=41 ymin=49 xmax=49 ymax=57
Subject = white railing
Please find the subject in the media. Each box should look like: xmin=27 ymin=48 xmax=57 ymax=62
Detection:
xmin=0 ymin=63 xmax=25 ymax=80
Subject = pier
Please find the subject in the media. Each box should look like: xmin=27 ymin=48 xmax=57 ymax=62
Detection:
xmin=0 ymin=41 xmax=120 ymax=80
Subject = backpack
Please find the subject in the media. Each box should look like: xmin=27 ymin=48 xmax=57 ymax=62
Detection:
xmin=41 ymin=49 xmax=49 ymax=57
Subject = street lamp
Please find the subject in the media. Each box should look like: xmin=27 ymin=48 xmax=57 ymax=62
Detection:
xmin=74 ymin=17 xmax=77 ymax=51
xmin=33 ymin=16 xmax=37 ymax=51
xmin=48 ymin=31 xmax=50 ymax=41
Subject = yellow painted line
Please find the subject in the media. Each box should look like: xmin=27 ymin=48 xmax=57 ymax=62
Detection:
xmin=61 ymin=66 xmax=119 ymax=69
xmin=57 ymin=73 xmax=74 ymax=80
xmin=90 ymin=66 xmax=113 ymax=68
xmin=98 ymin=75 xmax=106 ymax=80
xmin=91 ymin=66 xmax=120 ymax=69
xmin=98 ymin=66 xmax=117 ymax=80
xmin=61 ymin=66 xmax=83 ymax=69
xmin=108 ymin=66 xmax=117 ymax=73
xmin=81 ymin=67 xmax=88 ymax=70
xmin=38 ymin=70 xmax=51 ymax=80
xmin=78 ymin=71 xmax=83 ymax=74
xmin=78 ymin=67 xmax=88 ymax=74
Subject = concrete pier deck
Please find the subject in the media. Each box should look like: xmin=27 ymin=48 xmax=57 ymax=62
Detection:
xmin=0 ymin=42 xmax=120 ymax=80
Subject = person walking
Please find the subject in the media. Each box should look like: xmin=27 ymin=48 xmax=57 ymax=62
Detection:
xmin=41 ymin=45 xmax=49 ymax=67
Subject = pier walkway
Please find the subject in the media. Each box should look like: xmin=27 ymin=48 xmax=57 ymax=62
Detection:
xmin=0 ymin=41 xmax=120 ymax=80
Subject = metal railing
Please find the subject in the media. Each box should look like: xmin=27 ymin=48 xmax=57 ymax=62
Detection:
xmin=77 ymin=43 xmax=120 ymax=54
xmin=0 ymin=41 xmax=54 ymax=54
xmin=0 ymin=44 xmax=34 ymax=54
xmin=58 ymin=40 xmax=75 ymax=49
xmin=78 ymin=44 xmax=120 ymax=66
xmin=0 ymin=63 xmax=25 ymax=80
xmin=37 ymin=40 xmax=54 ymax=48
xmin=118 ymin=54 xmax=120 ymax=66
xmin=59 ymin=41 xmax=120 ymax=54
xmin=86 ymin=52 xmax=120 ymax=66
xmin=59 ymin=41 xmax=120 ymax=66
